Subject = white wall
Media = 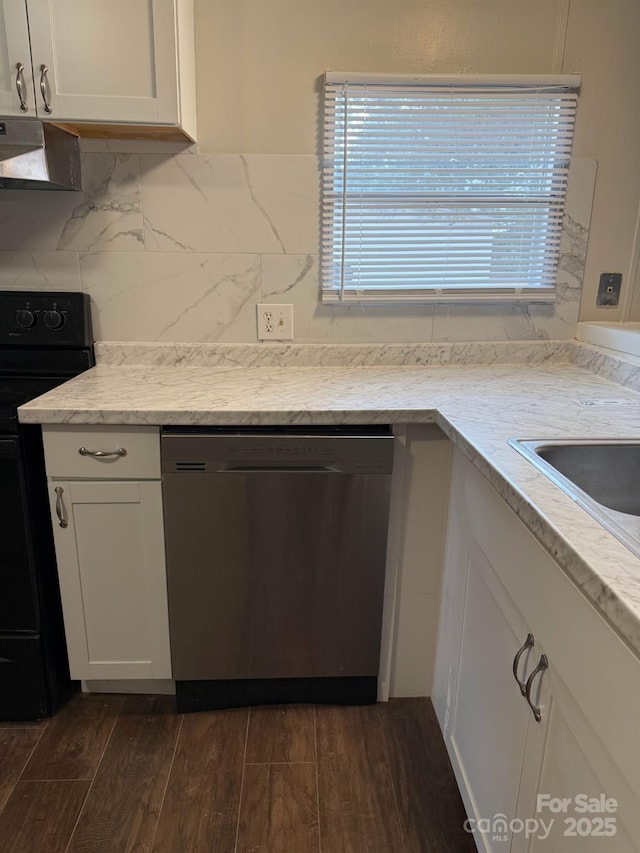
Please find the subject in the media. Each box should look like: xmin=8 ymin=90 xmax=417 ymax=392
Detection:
xmin=385 ymin=425 xmax=453 ymax=698
xmin=196 ymin=0 xmax=572 ymax=155
xmin=561 ymin=0 xmax=640 ymax=321
xmin=194 ymin=0 xmax=640 ymax=325
xmin=2 ymin=0 xmax=637 ymax=341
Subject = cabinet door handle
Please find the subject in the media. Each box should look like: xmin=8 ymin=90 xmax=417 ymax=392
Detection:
xmin=525 ymin=654 xmax=548 ymax=722
xmin=39 ymin=64 xmax=53 ymax=113
xmin=15 ymin=63 xmax=28 ymax=111
xmin=54 ymin=486 xmax=68 ymax=528
xmin=512 ymin=633 xmax=534 ymax=696
xmin=78 ymin=447 xmax=127 ymax=458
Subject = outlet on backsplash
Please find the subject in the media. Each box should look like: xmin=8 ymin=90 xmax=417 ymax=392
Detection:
xmin=257 ymin=304 xmax=294 ymax=341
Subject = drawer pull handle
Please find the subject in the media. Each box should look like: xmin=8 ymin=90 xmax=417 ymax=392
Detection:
xmin=78 ymin=447 xmax=127 ymax=458
xmin=15 ymin=63 xmax=28 ymax=111
xmin=54 ymin=486 xmax=68 ymax=528
xmin=39 ymin=64 xmax=53 ymax=113
xmin=525 ymin=654 xmax=548 ymax=723
xmin=512 ymin=633 xmax=534 ymax=696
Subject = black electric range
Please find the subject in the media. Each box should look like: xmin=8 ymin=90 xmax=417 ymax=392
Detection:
xmin=0 ymin=290 xmax=94 ymax=721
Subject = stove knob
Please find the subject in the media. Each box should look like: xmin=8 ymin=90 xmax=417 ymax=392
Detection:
xmin=43 ymin=309 xmax=66 ymax=330
xmin=16 ymin=308 xmax=37 ymax=330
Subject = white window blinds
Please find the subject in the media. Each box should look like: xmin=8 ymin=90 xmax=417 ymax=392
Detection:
xmin=322 ymin=73 xmax=580 ymax=303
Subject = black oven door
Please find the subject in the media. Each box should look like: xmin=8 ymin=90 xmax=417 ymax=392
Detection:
xmin=0 ymin=437 xmax=39 ymax=632
xmin=0 ymin=430 xmax=72 ymax=721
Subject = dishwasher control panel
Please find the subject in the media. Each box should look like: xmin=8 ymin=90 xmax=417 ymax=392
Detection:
xmin=161 ymin=429 xmax=394 ymax=474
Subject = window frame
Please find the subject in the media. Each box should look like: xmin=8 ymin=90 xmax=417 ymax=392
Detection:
xmin=321 ymin=73 xmax=581 ymax=305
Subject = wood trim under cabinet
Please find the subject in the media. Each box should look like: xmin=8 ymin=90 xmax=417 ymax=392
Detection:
xmin=52 ymin=121 xmax=195 ymax=143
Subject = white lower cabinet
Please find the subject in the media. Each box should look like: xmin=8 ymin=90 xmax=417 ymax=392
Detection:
xmin=44 ymin=427 xmax=171 ymax=681
xmin=433 ymin=449 xmax=640 ymax=853
xmin=448 ymin=531 xmax=531 ymax=852
xmin=514 ymin=657 xmax=640 ymax=852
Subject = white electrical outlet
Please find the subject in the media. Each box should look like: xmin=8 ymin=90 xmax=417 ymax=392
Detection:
xmin=257 ymin=304 xmax=294 ymax=340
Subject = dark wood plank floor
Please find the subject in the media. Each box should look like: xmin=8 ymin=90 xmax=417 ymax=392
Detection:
xmin=0 ymin=694 xmax=474 ymax=852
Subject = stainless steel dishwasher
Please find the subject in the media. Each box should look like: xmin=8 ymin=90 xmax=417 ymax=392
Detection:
xmin=161 ymin=426 xmax=394 ymax=712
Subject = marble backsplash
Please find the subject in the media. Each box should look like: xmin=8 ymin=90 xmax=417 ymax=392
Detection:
xmin=0 ymin=142 xmax=596 ymax=344
xmin=94 ymin=339 xmax=574 ymax=368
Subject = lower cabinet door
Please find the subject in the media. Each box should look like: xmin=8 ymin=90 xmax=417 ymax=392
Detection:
xmin=447 ymin=525 xmax=534 ymax=853
xmin=514 ymin=658 xmax=640 ymax=853
xmin=49 ymin=480 xmax=171 ymax=680
xmin=436 ymin=450 xmax=640 ymax=853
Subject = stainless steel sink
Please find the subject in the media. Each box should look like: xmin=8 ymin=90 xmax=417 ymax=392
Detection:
xmin=509 ymin=439 xmax=640 ymax=558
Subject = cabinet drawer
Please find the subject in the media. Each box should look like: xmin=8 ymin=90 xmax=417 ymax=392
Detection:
xmin=42 ymin=426 xmax=160 ymax=479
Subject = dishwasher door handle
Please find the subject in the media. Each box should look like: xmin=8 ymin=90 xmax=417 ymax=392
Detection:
xmin=220 ymin=465 xmax=342 ymax=473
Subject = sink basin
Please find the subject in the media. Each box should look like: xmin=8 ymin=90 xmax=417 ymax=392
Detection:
xmin=509 ymin=439 xmax=640 ymax=558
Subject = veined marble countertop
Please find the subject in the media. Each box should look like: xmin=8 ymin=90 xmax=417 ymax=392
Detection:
xmin=18 ymin=351 xmax=640 ymax=661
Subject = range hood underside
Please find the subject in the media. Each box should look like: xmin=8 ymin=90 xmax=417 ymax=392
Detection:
xmin=0 ymin=121 xmax=81 ymax=191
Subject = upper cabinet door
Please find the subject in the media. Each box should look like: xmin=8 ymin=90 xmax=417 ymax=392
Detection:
xmin=0 ymin=1 xmax=34 ymax=116
xmin=26 ymin=0 xmax=180 ymax=124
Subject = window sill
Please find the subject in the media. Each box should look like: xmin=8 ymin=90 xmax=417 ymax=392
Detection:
xmin=321 ymin=288 xmax=557 ymax=305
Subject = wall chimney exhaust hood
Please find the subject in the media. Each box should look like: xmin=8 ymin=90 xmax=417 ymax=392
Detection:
xmin=0 ymin=120 xmax=81 ymax=191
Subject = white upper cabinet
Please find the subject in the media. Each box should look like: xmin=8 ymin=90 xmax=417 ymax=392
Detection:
xmin=0 ymin=2 xmax=33 ymax=116
xmin=0 ymin=0 xmax=197 ymax=139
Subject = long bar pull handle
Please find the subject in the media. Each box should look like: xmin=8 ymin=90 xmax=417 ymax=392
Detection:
xmin=222 ymin=465 xmax=339 ymax=473
xmin=54 ymin=486 xmax=68 ymax=528
xmin=512 ymin=633 xmax=534 ymax=696
xmin=78 ymin=447 xmax=127 ymax=458
xmin=15 ymin=63 xmax=28 ymax=111
xmin=525 ymin=654 xmax=548 ymax=723
xmin=39 ymin=64 xmax=52 ymax=113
